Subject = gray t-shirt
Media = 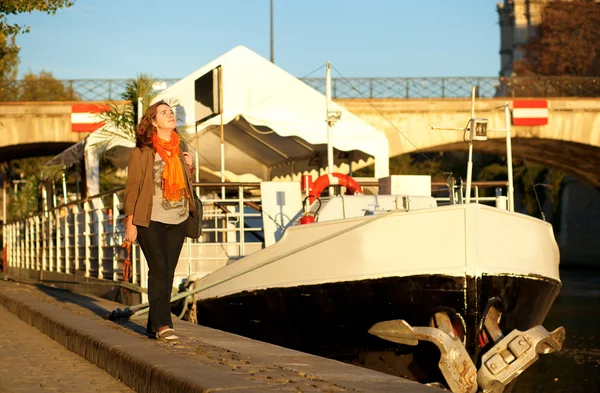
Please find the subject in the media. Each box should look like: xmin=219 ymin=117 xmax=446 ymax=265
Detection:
xmin=151 ymin=154 xmax=189 ymax=224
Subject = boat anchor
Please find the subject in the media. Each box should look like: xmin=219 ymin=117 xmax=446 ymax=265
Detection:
xmin=368 ymin=313 xmax=566 ymax=393
xmin=477 ymin=325 xmax=565 ymax=393
xmin=369 ymin=313 xmax=478 ymax=393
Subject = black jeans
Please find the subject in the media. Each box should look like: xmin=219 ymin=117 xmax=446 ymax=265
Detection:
xmin=137 ymin=220 xmax=187 ymax=335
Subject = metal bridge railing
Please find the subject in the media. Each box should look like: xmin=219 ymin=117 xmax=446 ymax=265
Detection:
xmin=1 ymin=76 xmax=597 ymax=102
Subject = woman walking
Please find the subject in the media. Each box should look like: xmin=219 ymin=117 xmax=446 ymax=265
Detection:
xmin=124 ymin=101 xmax=196 ymax=341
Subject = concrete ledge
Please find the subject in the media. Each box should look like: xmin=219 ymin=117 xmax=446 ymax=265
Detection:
xmin=0 ymin=284 xmax=276 ymax=393
xmin=0 ymin=280 xmax=435 ymax=393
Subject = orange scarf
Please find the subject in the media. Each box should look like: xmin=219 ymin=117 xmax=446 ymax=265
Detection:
xmin=152 ymin=132 xmax=189 ymax=201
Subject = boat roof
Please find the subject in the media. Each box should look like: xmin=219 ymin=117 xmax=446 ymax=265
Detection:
xmin=155 ymin=45 xmax=389 ymax=180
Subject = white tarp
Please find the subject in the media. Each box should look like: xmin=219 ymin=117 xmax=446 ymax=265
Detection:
xmin=154 ymin=46 xmax=389 ymax=179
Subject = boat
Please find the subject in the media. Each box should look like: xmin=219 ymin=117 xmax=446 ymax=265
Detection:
xmin=145 ymin=50 xmax=566 ymax=393
xmin=183 ymin=179 xmax=565 ymax=393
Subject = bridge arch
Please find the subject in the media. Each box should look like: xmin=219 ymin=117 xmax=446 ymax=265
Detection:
xmin=420 ymin=138 xmax=600 ymax=187
xmin=337 ymin=97 xmax=600 ymax=187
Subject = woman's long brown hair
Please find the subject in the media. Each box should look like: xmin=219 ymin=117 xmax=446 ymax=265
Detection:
xmin=135 ymin=101 xmax=170 ymax=149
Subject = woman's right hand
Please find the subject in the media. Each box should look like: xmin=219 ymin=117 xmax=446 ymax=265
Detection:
xmin=125 ymin=216 xmax=138 ymax=243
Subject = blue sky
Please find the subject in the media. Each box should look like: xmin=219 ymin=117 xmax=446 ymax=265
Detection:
xmin=9 ymin=0 xmax=503 ymax=80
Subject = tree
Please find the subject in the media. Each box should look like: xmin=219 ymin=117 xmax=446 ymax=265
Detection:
xmin=18 ymin=70 xmax=77 ymax=101
xmin=92 ymin=74 xmax=184 ymax=153
xmin=514 ymin=0 xmax=600 ymax=77
xmin=1 ymin=1 xmax=76 ymax=100
xmin=122 ymin=73 xmax=160 ymax=123
xmin=0 ymin=0 xmax=73 ymax=60
xmin=7 ymin=156 xmax=62 ymax=220
xmin=511 ymin=0 xmax=600 ymax=97
xmin=0 ymin=33 xmax=19 ymax=100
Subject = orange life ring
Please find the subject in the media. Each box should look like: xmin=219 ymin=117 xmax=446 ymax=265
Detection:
xmin=308 ymin=173 xmax=363 ymax=203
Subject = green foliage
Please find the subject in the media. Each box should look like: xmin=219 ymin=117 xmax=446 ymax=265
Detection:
xmin=91 ymin=74 xmax=161 ymax=154
xmin=0 ymin=0 xmax=74 ymax=37
xmin=122 ymin=73 xmax=159 ymax=123
xmin=7 ymin=156 xmax=59 ymax=220
xmin=356 ymin=151 xmax=565 ymax=221
xmin=9 ymin=176 xmax=39 ymax=220
xmin=91 ymin=74 xmax=187 ymax=157
xmin=511 ymin=161 xmax=564 ymax=219
xmin=1 ymin=1 xmax=75 ymax=100
xmin=355 ymin=152 xmax=464 ymax=182
xmin=0 ymin=33 xmax=19 ymax=100
xmin=90 ymin=101 xmax=136 ymax=152
xmin=99 ymin=164 xmax=126 ymax=193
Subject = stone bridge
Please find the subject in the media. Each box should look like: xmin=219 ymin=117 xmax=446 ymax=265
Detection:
xmin=1 ymin=98 xmax=599 ymax=186
xmin=337 ymin=98 xmax=600 ymax=187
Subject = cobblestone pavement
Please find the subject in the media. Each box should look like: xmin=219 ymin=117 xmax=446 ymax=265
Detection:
xmin=0 ymin=304 xmax=133 ymax=393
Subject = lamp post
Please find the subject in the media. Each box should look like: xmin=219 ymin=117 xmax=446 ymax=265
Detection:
xmin=270 ymin=0 xmax=274 ymax=63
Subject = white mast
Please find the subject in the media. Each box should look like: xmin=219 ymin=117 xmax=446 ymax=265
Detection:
xmin=504 ymin=102 xmax=515 ymax=211
xmin=326 ymin=62 xmax=334 ymax=176
xmin=432 ymin=86 xmax=515 ymax=210
xmin=464 ymin=86 xmax=476 ymax=204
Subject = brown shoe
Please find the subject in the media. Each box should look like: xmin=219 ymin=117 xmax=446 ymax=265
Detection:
xmin=156 ymin=328 xmax=178 ymax=341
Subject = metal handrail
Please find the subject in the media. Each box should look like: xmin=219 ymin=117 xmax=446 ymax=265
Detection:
xmin=1 ymin=76 xmax=597 ymax=101
xmin=3 ymin=184 xmax=266 ymax=297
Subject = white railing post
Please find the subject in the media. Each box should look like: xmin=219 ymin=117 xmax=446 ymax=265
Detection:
xmin=55 ymin=209 xmax=62 ymax=273
xmin=11 ymin=223 xmax=16 ymax=268
xmin=73 ymin=205 xmax=80 ymax=272
xmin=97 ymin=206 xmax=105 ymax=280
xmin=28 ymin=217 xmax=34 ymax=270
xmin=112 ymin=194 xmax=119 ymax=281
xmin=48 ymin=210 xmax=54 ymax=272
xmin=65 ymin=208 xmax=71 ymax=274
xmin=84 ymin=201 xmax=91 ymax=278
xmin=41 ymin=214 xmax=47 ymax=271
xmin=7 ymin=224 xmax=13 ymax=268
xmin=239 ymin=185 xmax=245 ymax=257
xmin=131 ymin=243 xmax=138 ymax=285
xmin=34 ymin=216 xmax=41 ymax=270
xmin=11 ymin=223 xmax=17 ymax=268
xmin=140 ymin=249 xmax=148 ymax=303
xmin=19 ymin=221 xmax=24 ymax=269
xmin=24 ymin=218 xmax=30 ymax=269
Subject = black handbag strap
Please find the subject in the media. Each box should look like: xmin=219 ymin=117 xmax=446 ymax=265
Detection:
xmin=178 ymin=143 xmax=198 ymax=211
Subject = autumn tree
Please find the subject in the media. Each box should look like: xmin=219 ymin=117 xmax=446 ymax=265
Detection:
xmin=515 ymin=0 xmax=600 ymax=76
xmin=512 ymin=0 xmax=600 ymax=96
xmin=1 ymin=0 xmax=75 ymax=100
xmin=0 ymin=33 xmax=19 ymax=100
xmin=18 ymin=70 xmax=77 ymax=101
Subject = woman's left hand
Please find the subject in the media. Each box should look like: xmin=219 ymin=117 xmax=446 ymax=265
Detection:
xmin=182 ymin=152 xmax=193 ymax=169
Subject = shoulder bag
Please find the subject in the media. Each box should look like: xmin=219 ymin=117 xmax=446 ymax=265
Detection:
xmin=180 ymin=149 xmax=203 ymax=239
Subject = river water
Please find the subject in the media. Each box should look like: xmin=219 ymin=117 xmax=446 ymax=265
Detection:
xmin=512 ymin=268 xmax=600 ymax=393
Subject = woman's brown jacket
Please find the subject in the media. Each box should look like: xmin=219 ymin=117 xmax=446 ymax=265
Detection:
xmin=124 ymin=146 xmax=197 ymax=227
